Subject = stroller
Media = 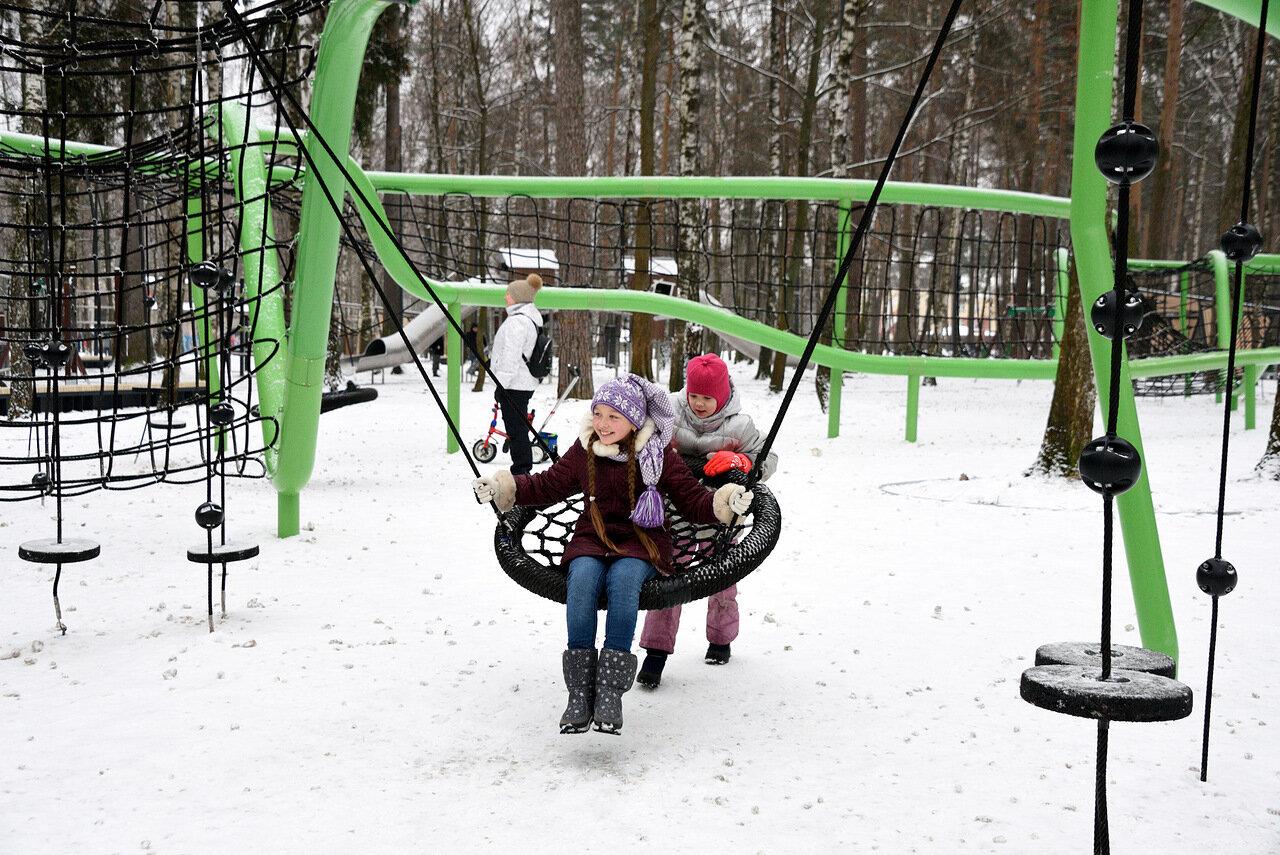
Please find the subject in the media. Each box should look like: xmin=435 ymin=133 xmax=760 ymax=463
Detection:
xmin=472 ymin=369 xmax=580 ymax=465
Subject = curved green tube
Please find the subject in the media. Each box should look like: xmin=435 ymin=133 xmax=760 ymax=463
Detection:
xmin=219 ymin=102 xmax=287 ymax=472
xmin=1071 ymin=0 xmax=1177 ymax=662
xmin=272 ymin=0 xmax=393 ymax=536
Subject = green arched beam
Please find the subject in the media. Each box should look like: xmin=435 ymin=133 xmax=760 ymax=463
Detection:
xmin=271 ymin=0 xmax=396 ymax=536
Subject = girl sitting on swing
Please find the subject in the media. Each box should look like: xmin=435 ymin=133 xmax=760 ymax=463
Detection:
xmin=473 ymin=373 xmax=753 ymax=735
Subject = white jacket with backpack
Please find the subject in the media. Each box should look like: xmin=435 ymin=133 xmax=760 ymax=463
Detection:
xmin=490 ymin=303 xmax=543 ymax=391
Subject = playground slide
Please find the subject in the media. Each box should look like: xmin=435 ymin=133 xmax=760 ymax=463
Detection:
xmin=699 ymin=290 xmax=815 ymax=370
xmin=355 ymin=302 xmax=478 ymax=372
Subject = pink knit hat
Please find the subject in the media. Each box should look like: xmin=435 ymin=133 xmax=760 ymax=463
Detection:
xmin=686 ymin=353 xmax=731 ymax=413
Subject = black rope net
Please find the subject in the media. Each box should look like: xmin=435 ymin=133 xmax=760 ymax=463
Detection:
xmin=0 ymin=0 xmax=325 ymax=630
xmin=341 ymin=193 xmax=1071 ymax=361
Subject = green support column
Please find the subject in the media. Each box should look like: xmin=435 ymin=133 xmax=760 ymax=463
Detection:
xmin=1244 ymin=363 xmax=1258 ymax=429
xmin=1052 ymin=248 xmax=1070 ymax=359
xmin=905 ymin=374 xmax=919 ymax=443
xmin=827 ymin=200 xmax=854 ymax=439
xmin=271 ymin=0 xmax=394 ymax=537
xmin=446 ymin=299 xmax=462 ymax=453
xmin=1070 ymin=0 xmax=1178 ymax=662
xmin=219 ymin=103 xmax=289 ymax=471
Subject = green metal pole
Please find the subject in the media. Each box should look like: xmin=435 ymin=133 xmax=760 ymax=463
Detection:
xmin=1052 ymin=248 xmax=1070 ymax=359
xmin=1209 ymin=249 xmax=1231 ymax=405
xmin=1244 ymin=363 xmax=1258 ymax=429
xmin=1230 ymin=268 xmax=1248 ymax=412
xmin=905 ymin=375 xmax=919 ymax=443
xmin=828 ymin=200 xmax=853 ymax=439
xmin=1071 ymin=0 xmax=1179 ymax=662
xmin=446 ymin=299 xmax=461 ymax=453
xmin=219 ymin=102 xmax=288 ymax=472
xmin=271 ymin=0 xmax=393 ymax=537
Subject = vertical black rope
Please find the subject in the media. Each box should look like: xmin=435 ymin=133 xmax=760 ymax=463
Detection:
xmin=1094 ymin=719 xmax=1110 ymax=855
xmin=1201 ymin=0 xmax=1269 ymax=782
xmin=1200 ymin=595 xmax=1219 ymax=781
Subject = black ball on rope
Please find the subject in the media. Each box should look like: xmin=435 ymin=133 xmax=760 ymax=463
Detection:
xmin=161 ymin=324 xmax=177 ymax=340
xmin=1094 ymin=121 xmax=1158 ymax=184
xmin=194 ymin=502 xmax=224 ymax=530
xmin=188 ymin=261 xmax=221 ymax=290
xmin=41 ymin=340 xmax=71 ymax=369
xmin=31 ymin=472 xmax=50 ymax=493
xmin=1220 ymin=223 xmax=1263 ymax=263
xmin=1090 ymin=290 xmax=1144 ymax=340
xmin=1078 ymin=435 xmax=1142 ymax=495
xmin=23 ymin=342 xmax=45 ymax=367
xmin=1196 ymin=558 xmax=1237 ymax=597
xmin=208 ymin=402 xmax=235 ymax=426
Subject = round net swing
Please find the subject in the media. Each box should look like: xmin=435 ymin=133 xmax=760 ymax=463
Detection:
xmin=493 ymin=471 xmax=782 ymax=610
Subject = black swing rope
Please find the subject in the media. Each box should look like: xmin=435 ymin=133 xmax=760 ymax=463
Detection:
xmin=747 ymin=0 xmax=965 ymax=488
xmin=1200 ymin=0 xmax=1271 ymax=783
xmin=219 ymin=1 xmax=556 ymax=525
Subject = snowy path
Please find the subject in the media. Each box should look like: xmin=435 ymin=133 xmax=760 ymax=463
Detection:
xmin=2 ymin=365 xmax=1278 ymax=853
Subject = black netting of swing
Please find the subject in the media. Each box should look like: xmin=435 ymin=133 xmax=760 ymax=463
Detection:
xmin=493 ymin=477 xmax=781 ymax=611
xmin=0 ymin=1 xmax=323 ymax=501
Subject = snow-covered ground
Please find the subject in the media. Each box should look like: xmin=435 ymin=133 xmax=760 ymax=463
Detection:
xmin=2 ymin=362 xmax=1278 ymax=853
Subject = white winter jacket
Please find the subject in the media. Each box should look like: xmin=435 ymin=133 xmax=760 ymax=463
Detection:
xmin=490 ymin=303 xmax=543 ymax=391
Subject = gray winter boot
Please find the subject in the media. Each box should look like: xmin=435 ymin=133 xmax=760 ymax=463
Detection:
xmin=592 ymin=648 xmax=639 ymax=735
xmin=560 ymin=648 xmax=598 ymax=734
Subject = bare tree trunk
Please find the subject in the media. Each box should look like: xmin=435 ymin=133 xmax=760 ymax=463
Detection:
xmin=771 ymin=1 xmax=828 ymax=393
xmin=551 ymin=0 xmax=595 ymax=397
xmin=757 ymin=0 xmax=788 ymax=380
xmin=629 ymin=0 xmax=662 ymax=380
xmin=380 ymin=6 xmax=406 ymax=342
xmin=1028 ymin=257 xmax=1096 ymax=477
xmin=1144 ymin=0 xmax=1183 ymax=260
xmin=669 ymin=0 xmax=707 ymax=392
xmin=1217 ymin=32 xmax=1261 ymax=237
xmin=816 ymin=0 xmax=868 ymax=411
xmin=1259 ymin=374 xmax=1280 ymax=478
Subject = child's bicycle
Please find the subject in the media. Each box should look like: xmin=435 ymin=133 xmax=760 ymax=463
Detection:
xmin=472 ymin=370 xmax=580 ymax=465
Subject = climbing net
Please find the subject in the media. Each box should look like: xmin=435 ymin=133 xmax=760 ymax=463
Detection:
xmin=0 ymin=0 xmax=325 ymax=630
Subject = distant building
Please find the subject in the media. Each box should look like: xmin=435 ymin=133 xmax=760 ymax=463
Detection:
xmin=493 ymin=247 xmax=560 ymax=283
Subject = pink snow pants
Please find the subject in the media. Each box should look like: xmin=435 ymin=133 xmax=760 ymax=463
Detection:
xmin=639 ymin=584 xmax=739 ymax=653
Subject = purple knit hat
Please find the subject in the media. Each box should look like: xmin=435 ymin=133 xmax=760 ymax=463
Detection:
xmin=591 ymin=373 xmax=675 ymax=528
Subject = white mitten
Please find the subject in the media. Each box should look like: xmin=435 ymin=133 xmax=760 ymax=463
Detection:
xmin=713 ymin=483 xmax=755 ymax=524
xmin=472 ymin=470 xmax=517 ymax=511
xmin=473 ymin=475 xmax=499 ymax=503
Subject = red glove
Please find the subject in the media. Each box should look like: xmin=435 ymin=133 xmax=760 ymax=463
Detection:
xmin=704 ymin=450 xmax=752 ymax=476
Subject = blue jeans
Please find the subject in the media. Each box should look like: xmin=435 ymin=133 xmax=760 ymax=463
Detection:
xmin=566 ymin=556 xmax=657 ymax=652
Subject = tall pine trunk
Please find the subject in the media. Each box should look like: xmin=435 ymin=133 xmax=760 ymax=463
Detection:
xmin=669 ymin=0 xmax=707 ymax=392
xmin=629 ymin=0 xmax=662 ymax=380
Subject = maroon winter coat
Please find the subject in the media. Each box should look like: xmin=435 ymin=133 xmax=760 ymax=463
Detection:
xmin=513 ymin=438 xmax=721 ymax=575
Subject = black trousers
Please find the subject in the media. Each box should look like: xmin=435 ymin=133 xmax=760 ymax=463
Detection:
xmin=497 ymin=388 xmax=535 ymax=475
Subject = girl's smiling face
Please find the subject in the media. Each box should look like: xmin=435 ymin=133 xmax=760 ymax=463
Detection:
xmin=687 ymin=392 xmax=719 ymax=418
xmin=592 ymin=403 xmax=636 ymax=445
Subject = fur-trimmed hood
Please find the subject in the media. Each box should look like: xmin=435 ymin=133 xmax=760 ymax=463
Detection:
xmin=578 ymin=412 xmax=656 ymax=458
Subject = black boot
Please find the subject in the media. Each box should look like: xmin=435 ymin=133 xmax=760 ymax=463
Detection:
xmin=593 ymin=648 xmax=638 ymax=734
xmin=560 ymin=648 xmax=597 ymax=734
xmin=636 ymin=649 xmax=668 ymax=689
xmin=705 ymin=642 xmax=731 ymax=665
